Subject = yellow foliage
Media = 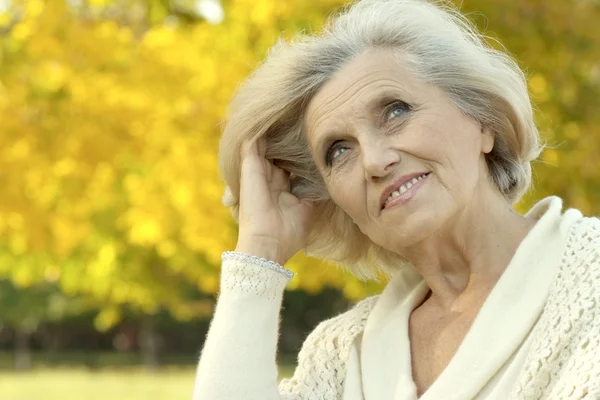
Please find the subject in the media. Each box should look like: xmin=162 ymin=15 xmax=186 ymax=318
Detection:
xmin=94 ymin=306 xmax=122 ymax=332
xmin=0 ymin=0 xmax=599 ymax=322
xmin=563 ymin=122 xmax=580 ymax=140
xmin=542 ymin=149 xmax=559 ymax=166
xmin=528 ymin=73 xmax=549 ymax=102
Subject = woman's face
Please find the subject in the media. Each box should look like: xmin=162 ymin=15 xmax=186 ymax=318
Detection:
xmin=304 ymin=50 xmax=496 ymax=251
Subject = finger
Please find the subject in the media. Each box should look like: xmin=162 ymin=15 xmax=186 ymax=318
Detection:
xmin=240 ymin=138 xmax=255 ymax=159
xmin=240 ymin=139 xmax=264 ymax=174
xmin=240 ymin=140 xmax=267 ymax=197
xmin=255 ymin=137 xmax=271 ymax=180
xmin=271 ymin=165 xmax=291 ymax=192
xmin=299 ymin=200 xmax=318 ymax=228
xmin=257 ymin=136 xmax=267 ymax=158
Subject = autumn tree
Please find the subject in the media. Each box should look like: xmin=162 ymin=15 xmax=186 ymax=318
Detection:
xmin=0 ymin=0 xmax=598 ymax=336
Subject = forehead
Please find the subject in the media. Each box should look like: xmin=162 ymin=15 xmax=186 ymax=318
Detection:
xmin=304 ymin=50 xmax=419 ymax=140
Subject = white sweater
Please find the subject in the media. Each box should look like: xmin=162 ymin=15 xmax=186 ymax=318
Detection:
xmin=193 ymin=197 xmax=600 ymax=399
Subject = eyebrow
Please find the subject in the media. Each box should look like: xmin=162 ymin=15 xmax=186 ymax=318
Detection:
xmin=311 ymin=89 xmax=410 ymax=163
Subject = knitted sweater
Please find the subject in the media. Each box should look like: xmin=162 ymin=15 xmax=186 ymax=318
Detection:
xmin=193 ymin=197 xmax=600 ymax=399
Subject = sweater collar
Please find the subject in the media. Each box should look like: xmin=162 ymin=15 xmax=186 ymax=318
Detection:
xmin=359 ymin=196 xmax=583 ymax=400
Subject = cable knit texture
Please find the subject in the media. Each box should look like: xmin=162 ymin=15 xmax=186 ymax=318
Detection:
xmin=278 ymin=296 xmax=379 ymax=399
xmin=510 ymin=217 xmax=600 ymax=399
xmin=193 ymin=212 xmax=600 ymax=400
xmin=221 ymin=258 xmax=290 ymax=301
xmin=277 ymin=217 xmax=600 ymax=399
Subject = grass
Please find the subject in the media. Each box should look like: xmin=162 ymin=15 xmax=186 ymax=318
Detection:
xmin=0 ymin=364 xmax=296 ymax=400
xmin=0 ymin=367 xmax=197 ymax=400
xmin=0 ymin=351 xmax=199 ymax=369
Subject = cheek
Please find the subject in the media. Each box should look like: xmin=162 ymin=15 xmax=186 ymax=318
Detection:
xmin=326 ymin=174 xmax=367 ymax=223
xmin=420 ymin=118 xmax=482 ymax=171
xmin=328 ymin=182 xmax=358 ymax=215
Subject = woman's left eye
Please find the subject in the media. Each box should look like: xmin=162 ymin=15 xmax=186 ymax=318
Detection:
xmin=385 ymin=101 xmax=411 ymax=121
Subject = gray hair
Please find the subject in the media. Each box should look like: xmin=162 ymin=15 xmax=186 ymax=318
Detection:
xmin=219 ymin=0 xmax=543 ymax=280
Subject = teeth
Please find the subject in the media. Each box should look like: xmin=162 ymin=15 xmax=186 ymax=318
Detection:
xmin=383 ymin=173 xmax=429 ymax=207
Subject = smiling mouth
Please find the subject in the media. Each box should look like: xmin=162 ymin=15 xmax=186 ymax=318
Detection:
xmin=381 ymin=172 xmax=431 ymax=210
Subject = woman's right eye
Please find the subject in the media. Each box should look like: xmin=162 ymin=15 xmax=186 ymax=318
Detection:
xmin=325 ymin=141 xmax=348 ymax=166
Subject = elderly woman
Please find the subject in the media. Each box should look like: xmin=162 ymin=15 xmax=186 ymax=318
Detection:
xmin=193 ymin=0 xmax=600 ymax=398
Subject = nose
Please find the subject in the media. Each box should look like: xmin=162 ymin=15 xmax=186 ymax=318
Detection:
xmin=361 ymin=141 xmax=401 ymax=180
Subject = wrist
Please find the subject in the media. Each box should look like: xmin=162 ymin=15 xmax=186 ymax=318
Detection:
xmin=222 ymin=251 xmax=294 ymax=280
xmin=235 ymin=236 xmax=288 ymax=265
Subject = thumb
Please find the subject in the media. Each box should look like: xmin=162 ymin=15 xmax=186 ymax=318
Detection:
xmin=298 ymin=199 xmax=317 ymax=222
xmin=300 ymin=199 xmax=315 ymax=208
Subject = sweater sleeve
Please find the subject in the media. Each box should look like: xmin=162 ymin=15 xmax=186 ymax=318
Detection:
xmin=192 ymin=257 xmax=291 ymax=400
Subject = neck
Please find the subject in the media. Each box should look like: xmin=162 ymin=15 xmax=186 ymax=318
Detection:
xmin=401 ymin=192 xmax=537 ymax=312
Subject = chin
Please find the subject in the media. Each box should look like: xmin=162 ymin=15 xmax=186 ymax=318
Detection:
xmin=375 ymin=213 xmax=441 ymax=250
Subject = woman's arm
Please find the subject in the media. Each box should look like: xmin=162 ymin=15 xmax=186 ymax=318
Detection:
xmin=194 ymin=135 xmax=314 ymax=399
xmin=192 ymin=254 xmax=292 ymax=400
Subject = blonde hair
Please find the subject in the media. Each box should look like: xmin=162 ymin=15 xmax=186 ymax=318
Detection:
xmin=218 ymin=0 xmax=543 ymax=280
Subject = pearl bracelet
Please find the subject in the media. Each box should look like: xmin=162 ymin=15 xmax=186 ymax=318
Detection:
xmin=221 ymin=251 xmax=295 ymax=279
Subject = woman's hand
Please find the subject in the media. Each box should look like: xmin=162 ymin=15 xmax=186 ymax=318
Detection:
xmin=234 ymin=137 xmax=315 ymax=265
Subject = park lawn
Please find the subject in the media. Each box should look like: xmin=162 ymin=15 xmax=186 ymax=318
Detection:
xmin=0 ymin=365 xmax=296 ymax=400
xmin=0 ymin=367 xmax=196 ymax=400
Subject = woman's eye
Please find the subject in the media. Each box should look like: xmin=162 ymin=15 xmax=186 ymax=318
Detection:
xmin=385 ymin=101 xmax=411 ymax=121
xmin=332 ymin=146 xmax=347 ymax=160
xmin=326 ymin=142 xmax=348 ymax=166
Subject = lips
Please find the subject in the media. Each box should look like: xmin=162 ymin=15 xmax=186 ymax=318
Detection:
xmin=379 ymin=172 xmax=431 ymax=210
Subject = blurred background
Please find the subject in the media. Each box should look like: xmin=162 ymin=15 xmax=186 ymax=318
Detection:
xmin=0 ymin=0 xmax=598 ymax=398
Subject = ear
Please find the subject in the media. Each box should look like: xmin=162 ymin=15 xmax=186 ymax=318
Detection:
xmin=481 ymin=125 xmax=494 ymax=154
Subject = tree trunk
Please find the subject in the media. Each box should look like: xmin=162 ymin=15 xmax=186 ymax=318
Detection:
xmin=139 ymin=315 xmax=158 ymax=372
xmin=14 ymin=327 xmax=31 ymax=371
